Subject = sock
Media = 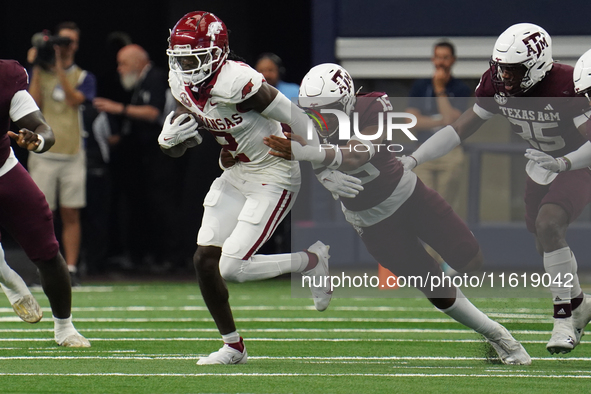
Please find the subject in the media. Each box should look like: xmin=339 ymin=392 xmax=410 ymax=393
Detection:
xmin=572 ymin=292 xmax=584 ymax=311
xmin=0 ymin=246 xmax=31 ymax=304
xmin=303 ymin=251 xmax=318 ymax=272
xmin=222 ymin=331 xmax=244 ymax=352
xmin=219 ymin=252 xmax=308 ymax=282
xmin=68 ymin=265 xmax=77 ymax=274
xmin=54 ymin=315 xmax=79 ymax=343
xmin=439 ymin=288 xmax=500 ymax=339
xmin=570 ymin=253 xmax=582 ymax=303
xmin=544 ymin=247 xmax=573 ymax=317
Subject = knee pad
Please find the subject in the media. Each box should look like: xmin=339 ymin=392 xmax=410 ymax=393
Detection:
xmin=219 ymin=255 xmax=246 ymax=283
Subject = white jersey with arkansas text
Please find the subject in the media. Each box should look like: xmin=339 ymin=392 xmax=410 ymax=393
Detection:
xmin=169 ymin=60 xmax=300 ymax=191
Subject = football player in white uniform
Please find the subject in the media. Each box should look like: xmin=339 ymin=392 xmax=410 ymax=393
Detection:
xmin=158 ymin=11 xmax=362 ymax=365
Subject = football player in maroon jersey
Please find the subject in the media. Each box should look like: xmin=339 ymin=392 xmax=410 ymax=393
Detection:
xmin=399 ymin=23 xmax=591 ymax=355
xmin=264 ymin=63 xmax=531 ymax=365
xmin=0 ymin=59 xmax=89 ymax=347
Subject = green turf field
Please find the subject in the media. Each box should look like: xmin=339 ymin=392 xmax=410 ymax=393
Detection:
xmin=0 ymin=279 xmax=589 ymax=393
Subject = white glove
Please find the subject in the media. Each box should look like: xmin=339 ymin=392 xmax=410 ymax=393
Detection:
xmin=158 ymin=111 xmax=202 ymax=149
xmin=524 ymin=149 xmax=569 ymax=173
xmin=316 ymin=168 xmax=364 ymax=199
xmin=397 ymin=155 xmax=417 ymax=171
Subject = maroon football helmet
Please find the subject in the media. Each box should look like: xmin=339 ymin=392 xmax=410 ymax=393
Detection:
xmin=167 ymin=11 xmax=229 ymax=86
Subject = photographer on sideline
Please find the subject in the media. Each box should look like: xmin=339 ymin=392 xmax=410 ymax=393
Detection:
xmin=27 ymin=21 xmax=96 ymax=285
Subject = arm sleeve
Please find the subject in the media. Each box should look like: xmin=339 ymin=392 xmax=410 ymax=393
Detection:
xmin=10 ymin=90 xmax=39 ymax=122
xmin=260 ymin=92 xmax=321 ymax=147
xmin=411 ymin=125 xmax=461 ymax=165
xmin=573 ymin=110 xmax=591 ymax=129
xmin=564 ymin=141 xmax=591 ymax=170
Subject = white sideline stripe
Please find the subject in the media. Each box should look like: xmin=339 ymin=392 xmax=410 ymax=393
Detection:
xmin=0 ymin=372 xmax=588 ymax=378
xmin=0 ymin=337 xmax=562 ymax=344
xmin=29 ymin=286 xmax=116 ymax=293
xmin=1 ymin=355 xmax=591 ymax=362
xmin=0 ymin=354 xmax=591 ymax=362
xmin=0 ymin=316 xmax=550 ymax=323
xmin=0 ymin=328 xmax=556 ymax=335
xmin=0 ymin=305 xmax=558 ymax=314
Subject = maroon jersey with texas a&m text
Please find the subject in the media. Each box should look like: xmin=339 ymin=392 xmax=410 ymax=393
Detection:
xmin=474 ymin=63 xmax=590 ymax=158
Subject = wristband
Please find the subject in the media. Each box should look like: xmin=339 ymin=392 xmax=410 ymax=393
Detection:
xmin=33 ymin=134 xmax=45 ymax=153
xmin=558 ymin=157 xmax=572 ymax=171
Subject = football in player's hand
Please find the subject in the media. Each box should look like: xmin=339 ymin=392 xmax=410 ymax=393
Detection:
xmin=172 ymin=106 xmax=196 ymax=125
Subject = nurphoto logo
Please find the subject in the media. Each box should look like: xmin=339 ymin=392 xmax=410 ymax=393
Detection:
xmin=306 ymin=109 xmax=418 ymax=153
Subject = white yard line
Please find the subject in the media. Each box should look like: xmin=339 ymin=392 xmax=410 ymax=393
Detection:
xmin=0 ymin=372 xmax=588 ymax=378
xmin=0 ymin=305 xmax=556 ymax=314
xmin=0 ymin=316 xmax=550 ymax=323
xmin=0 ymin=328 xmax=555 ymax=334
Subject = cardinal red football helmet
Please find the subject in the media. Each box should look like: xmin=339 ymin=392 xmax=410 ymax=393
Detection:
xmin=167 ymin=11 xmax=229 ymax=86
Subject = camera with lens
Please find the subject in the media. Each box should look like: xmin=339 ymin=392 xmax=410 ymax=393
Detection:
xmin=31 ymin=30 xmax=72 ymax=70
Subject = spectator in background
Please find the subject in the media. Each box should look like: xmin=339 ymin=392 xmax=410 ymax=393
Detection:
xmin=405 ymin=40 xmax=471 ymax=274
xmin=255 ymin=53 xmax=300 ymax=100
xmin=93 ymin=44 xmax=180 ymax=271
xmin=406 ymin=40 xmax=472 ymax=212
xmin=27 ymin=22 xmax=97 ymax=285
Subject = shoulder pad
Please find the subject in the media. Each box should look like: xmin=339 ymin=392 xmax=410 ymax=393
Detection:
xmin=211 ymin=61 xmax=263 ymax=104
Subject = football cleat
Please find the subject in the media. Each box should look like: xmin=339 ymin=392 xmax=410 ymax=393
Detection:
xmin=11 ymin=295 xmax=42 ymax=323
xmin=487 ymin=325 xmax=532 ymax=365
xmin=573 ymin=294 xmax=591 ymax=346
xmin=547 ymin=317 xmax=576 ymax=354
xmin=303 ymin=241 xmax=332 ymax=312
xmin=197 ymin=339 xmax=247 ymax=365
xmin=57 ymin=333 xmax=91 ymax=348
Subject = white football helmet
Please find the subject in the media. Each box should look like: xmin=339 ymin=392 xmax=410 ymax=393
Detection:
xmin=574 ymin=48 xmax=591 ymax=98
xmin=298 ymin=63 xmax=356 ymax=115
xmin=490 ymin=23 xmax=553 ymax=96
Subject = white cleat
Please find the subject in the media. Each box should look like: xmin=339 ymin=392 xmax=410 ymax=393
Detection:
xmin=197 ymin=340 xmax=247 ymax=365
xmin=303 ymin=241 xmax=332 ymax=312
xmin=11 ymin=295 xmax=42 ymax=323
xmin=547 ymin=317 xmax=576 ymax=354
xmin=487 ymin=325 xmax=532 ymax=365
xmin=57 ymin=333 xmax=91 ymax=348
xmin=573 ymin=294 xmax=591 ymax=346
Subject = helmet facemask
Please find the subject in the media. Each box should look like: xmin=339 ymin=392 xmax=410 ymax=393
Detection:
xmin=167 ymin=44 xmax=226 ymax=86
xmin=489 ymin=59 xmax=533 ymax=96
